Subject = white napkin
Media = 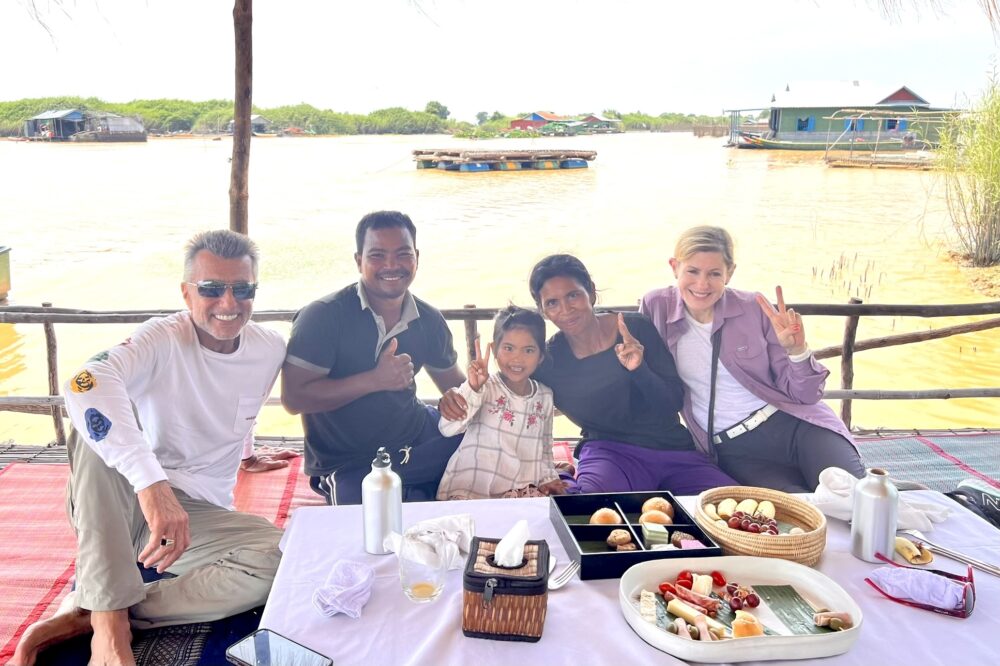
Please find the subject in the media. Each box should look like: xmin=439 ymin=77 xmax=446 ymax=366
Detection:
xmin=384 ymin=513 xmax=474 ymax=570
xmin=810 ymin=467 xmax=951 ymax=531
xmin=311 ymin=560 xmax=374 ymax=619
xmin=494 ymin=519 xmax=529 ymax=567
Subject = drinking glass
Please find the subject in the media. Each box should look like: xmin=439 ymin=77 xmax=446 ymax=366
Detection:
xmin=398 ymin=538 xmax=447 ymax=603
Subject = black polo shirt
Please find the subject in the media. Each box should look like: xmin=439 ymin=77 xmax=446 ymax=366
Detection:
xmin=286 ymin=283 xmax=458 ymax=476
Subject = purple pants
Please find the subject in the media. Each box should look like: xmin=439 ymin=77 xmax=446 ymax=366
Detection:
xmin=565 ymin=440 xmax=737 ymax=495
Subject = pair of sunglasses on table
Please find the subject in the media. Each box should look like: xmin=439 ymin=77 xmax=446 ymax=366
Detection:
xmin=186 ymin=281 xmax=257 ymax=300
xmin=866 ymin=552 xmax=975 ymax=619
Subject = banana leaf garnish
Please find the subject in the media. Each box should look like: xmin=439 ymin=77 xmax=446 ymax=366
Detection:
xmin=753 ymin=585 xmax=834 ymax=635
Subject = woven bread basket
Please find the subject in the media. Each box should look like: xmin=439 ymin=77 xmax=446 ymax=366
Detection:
xmin=694 ymin=486 xmax=827 ymax=567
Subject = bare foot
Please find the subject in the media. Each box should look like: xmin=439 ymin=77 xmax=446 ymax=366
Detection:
xmin=10 ymin=594 xmax=92 ymax=666
xmin=88 ymin=610 xmax=135 ymax=666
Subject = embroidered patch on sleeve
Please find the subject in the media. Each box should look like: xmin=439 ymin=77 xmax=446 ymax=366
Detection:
xmin=70 ymin=370 xmax=97 ymax=393
xmin=84 ymin=408 xmax=112 ymax=442
xmin=87 ymin=350 xmax=110 ymax=363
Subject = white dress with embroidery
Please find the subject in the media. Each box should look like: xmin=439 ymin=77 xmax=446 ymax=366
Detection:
xmin=436 ymin=374 xmax=556 ymax=500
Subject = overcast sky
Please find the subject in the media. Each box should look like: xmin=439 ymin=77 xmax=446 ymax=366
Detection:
xmin=3 ymin=0 xmax=997 ymax=122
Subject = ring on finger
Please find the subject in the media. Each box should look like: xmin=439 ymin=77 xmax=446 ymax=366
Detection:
xmin=160 ymin=537 xmax=176 ymax=547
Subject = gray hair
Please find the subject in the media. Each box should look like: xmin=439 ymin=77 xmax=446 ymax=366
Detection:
xmin=183 ymin=230 xmax=259 ymax=281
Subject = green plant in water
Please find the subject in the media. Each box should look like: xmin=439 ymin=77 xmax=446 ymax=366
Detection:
xmin=938 ymin=75 xmax=1000 ymax=267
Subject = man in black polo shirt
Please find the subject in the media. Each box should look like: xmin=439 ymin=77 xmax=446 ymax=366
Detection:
xmin=282 ymin=211 xmax=466 ymax=504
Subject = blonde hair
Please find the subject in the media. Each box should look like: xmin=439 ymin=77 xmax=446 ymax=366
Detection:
xmin=674 ymin=226 xmax=735 ymax=271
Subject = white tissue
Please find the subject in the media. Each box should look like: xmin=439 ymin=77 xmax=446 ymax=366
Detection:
xmin=494 ymin=519 xmax=530 ymax=567
xmin=384 ymin=513 xmax=474 ymax=570
xmin=810 ymin=467 xmax=951 ymax=531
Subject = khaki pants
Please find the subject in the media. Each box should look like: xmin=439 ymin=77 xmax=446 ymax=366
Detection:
xmin=66 ymin=429 xmax=283 ymax=629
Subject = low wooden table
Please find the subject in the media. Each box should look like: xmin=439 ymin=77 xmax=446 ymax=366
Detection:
xmin=260 ymin=491 xmax=999 ymax=665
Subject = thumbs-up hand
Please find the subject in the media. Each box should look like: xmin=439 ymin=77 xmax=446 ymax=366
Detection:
xmin=373 ymin=337 xmax=414 ymax=391
xmin=614 ymin=313 xmax=644 ymax=371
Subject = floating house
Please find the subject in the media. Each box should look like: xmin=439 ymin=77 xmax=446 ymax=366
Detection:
xmin=511 ymin=111 xmax=623 ymax=135
xmin=580 ymin=113 xmax=624 ymax=133
xmin=24 ymin=109 xmax=146 ymax=142
xmin=509 ymin=111 xmax=569 ymax=131
xmin=227 ymin=114 xmax=273 ymax=134
xmin=728 ymin=81 xmax=945 ymax=150
xmin=539 ymin=120 xmax=588 ymax=136
xmin=24 ymin=109 xmax=85 ymax=140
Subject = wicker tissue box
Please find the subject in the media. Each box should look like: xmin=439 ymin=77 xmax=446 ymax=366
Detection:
xmin=462 ymin=537 xmax=549 ymax=642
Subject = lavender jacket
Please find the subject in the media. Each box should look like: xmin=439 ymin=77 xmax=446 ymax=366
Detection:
xmin=639 ymin=286 xmax=855 ymax=457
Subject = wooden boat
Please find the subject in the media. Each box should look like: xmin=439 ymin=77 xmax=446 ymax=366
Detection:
xmin=737 ymin=131 xmax=932 ymax=151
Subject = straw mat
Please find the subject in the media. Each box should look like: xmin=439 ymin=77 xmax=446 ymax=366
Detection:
xmin=0 ymin=457 xmax=320 ymax=664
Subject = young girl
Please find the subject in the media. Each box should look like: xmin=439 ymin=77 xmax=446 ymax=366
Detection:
xmin=436 ymin=306 xmax=562 ymax=500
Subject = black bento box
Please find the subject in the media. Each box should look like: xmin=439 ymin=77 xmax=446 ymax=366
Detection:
xmin=549 ymin=491 xmax=722 ymax=580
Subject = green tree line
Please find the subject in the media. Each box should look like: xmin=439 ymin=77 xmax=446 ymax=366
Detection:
xmin=0 ymin=97 xmax=451 ymax=136
xmin=0 ymin=97 xmax=727 ymax=137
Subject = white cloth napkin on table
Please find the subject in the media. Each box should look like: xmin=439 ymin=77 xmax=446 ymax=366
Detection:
xmin=384 ymin=513 xmax=475 ymax=570
xmin=312 ymin=560 xmax=375 ymax=619
xmin=810 ymin=467 xmax=951 ymax=531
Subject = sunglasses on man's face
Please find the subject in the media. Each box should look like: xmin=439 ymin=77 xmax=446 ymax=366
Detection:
xmin=866 ymin=552 xmax=975 ymax=619
xmin=186 ymin=281 xmax=257 ymax=300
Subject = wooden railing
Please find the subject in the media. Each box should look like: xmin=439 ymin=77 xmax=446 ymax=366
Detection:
xmin=3 ymin=300 xmax=1000 ymax=445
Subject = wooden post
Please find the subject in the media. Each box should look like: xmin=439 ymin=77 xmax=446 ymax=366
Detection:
xmin=229 ymin=0 xmax=253 ymax=235
xmin=42 ymin=302 xmax=66 ymax=447
xmin=840 ymin=297 xmax=863 ymax=429
xmin=463 ymin=304 xmax=478 ymax=363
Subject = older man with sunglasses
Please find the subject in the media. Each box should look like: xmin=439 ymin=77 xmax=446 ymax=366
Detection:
xmin=12 ymin=230 xmax=290 ymax=666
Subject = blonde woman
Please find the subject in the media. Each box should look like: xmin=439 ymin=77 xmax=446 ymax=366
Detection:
xmin=639 ymin=226 xmax=864 ymax=493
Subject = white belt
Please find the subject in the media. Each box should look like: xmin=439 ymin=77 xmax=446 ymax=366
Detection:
xmin=712 ymin=404 xmax=779 ymax=445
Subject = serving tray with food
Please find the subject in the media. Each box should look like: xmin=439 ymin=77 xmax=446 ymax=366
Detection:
xmin=550 ymin=491 xmax=723 ymax=579
xmin=619 ymin=556 xmax=862 ymax=663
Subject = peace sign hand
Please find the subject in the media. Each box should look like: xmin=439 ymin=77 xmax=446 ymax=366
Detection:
xmin=756 ymin=286 xmax=807 ymax=355
xmin=468 ymin=337 xmax=491 ymax=392
xmin=614 ymin=313 xmax=644 ymax=371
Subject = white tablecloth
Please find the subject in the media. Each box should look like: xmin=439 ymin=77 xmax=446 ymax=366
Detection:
xmin=260 ymin=491 xmax=999 ymax=665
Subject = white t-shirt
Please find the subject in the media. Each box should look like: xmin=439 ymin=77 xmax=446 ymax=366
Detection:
xmin=674 ymin=313 xmax=767 ymax=434
xmin=64 ymin=312 xmax=285 ymax=508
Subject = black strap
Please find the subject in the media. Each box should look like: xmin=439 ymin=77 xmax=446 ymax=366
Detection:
xmin=706 ymin=328 xmax=722 ymax=460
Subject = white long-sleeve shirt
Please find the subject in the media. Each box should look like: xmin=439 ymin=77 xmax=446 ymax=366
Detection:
xmin=436 ymin=374 xmax=557 ymax=500
xmin=63 ymin=312 xmax=285 ymax=508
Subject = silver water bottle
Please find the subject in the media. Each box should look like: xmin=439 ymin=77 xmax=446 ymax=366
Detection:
xmin=851 ymin=468 xmax=898 ymax=562
xmin=362 ymin=447 xmax=402 ymax=555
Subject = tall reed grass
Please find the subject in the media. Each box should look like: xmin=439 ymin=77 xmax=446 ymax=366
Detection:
xmin=938 ymin=77 xmax=1000 ymax=267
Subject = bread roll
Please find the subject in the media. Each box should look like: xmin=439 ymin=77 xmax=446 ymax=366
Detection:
xmin=641 ymin=496 xmax=675 ymax=518
xmin=638 ymin=509 xmax=673 ymax=525
xmin=589 ymin=507 xmax=623 ymax=525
